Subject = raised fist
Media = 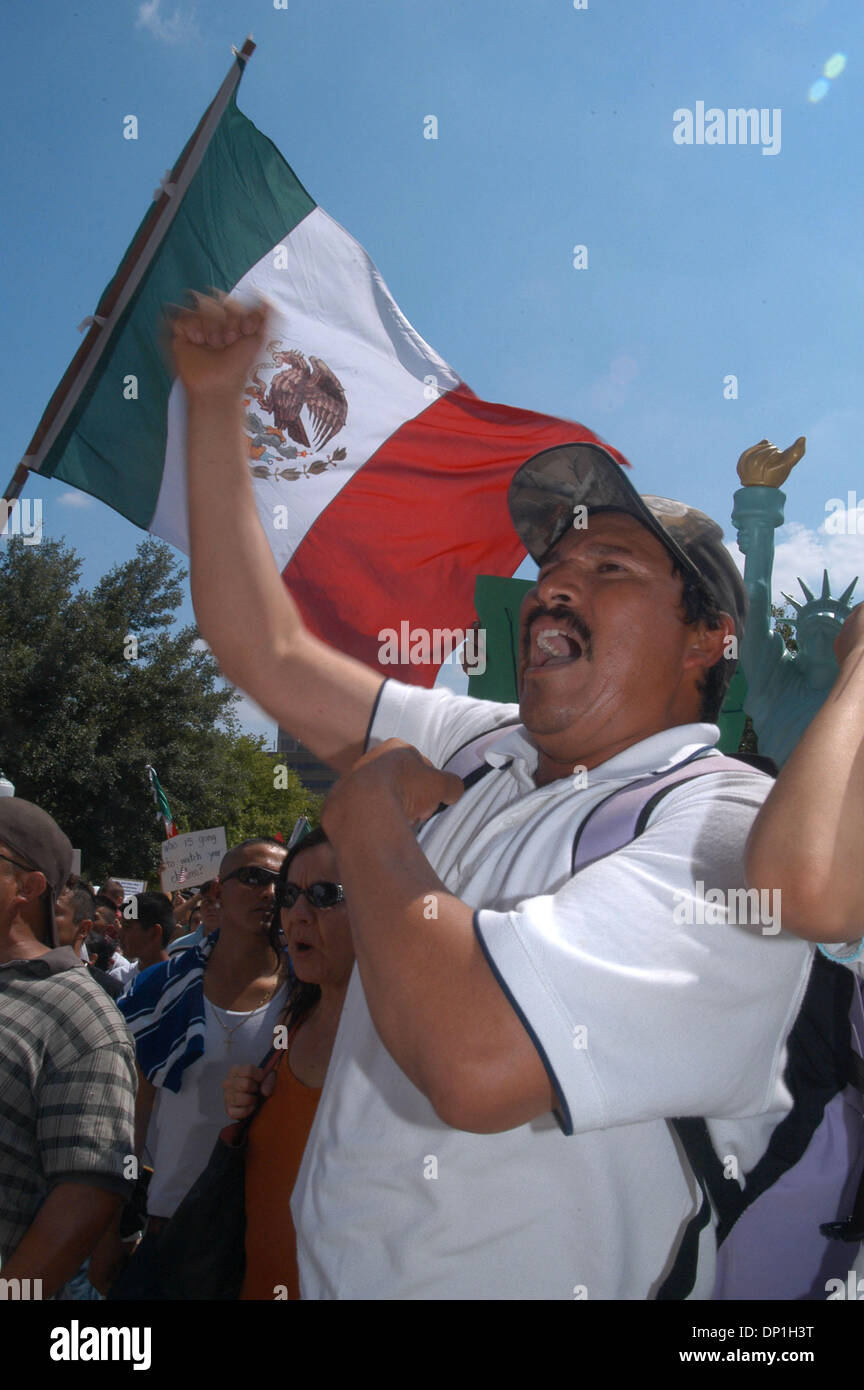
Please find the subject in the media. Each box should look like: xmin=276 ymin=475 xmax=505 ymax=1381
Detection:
xmin=166 ymin=291 xmax=271 ymax=399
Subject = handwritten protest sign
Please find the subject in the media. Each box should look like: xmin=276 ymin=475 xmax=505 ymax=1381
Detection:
xmin=160 ymin=827 xmax=227 ymax=892
xmin=116 ymin=878 xmax=146 ymax=898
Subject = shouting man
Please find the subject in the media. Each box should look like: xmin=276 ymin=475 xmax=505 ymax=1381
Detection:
xmin=172 ymin=295 xmax=812 ymax=1300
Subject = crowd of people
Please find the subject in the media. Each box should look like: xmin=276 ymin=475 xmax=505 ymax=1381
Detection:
xmin=1 ymin=292 xmax=862 ymax=1302
xmin=0 ymin=809 xmax=356 ymax=1300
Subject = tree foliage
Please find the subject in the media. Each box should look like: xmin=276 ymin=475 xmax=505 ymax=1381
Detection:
xmin=0 ymin=535 xmax=318 ymax=882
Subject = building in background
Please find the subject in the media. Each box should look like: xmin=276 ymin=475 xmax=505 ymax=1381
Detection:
xmin=275 ymin=731 xmax=339 ymax=797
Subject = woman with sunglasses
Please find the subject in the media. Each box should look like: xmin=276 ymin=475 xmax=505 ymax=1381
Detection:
xmin=223 ymin=827 xmax=355 ymax=1300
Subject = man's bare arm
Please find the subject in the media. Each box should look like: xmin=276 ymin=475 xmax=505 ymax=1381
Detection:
xmin=322 ymin=742 xmax=558 ymax=1132
xmin=87 ymin=1064 xmax=155 ymax=1293
xmin=175 ymin=294 xmax=382 ymax=773
xmin=1 ymin=1185 xmax=123 ymax=1298
xmin=746 ymin=604 xmax=864 ymax=940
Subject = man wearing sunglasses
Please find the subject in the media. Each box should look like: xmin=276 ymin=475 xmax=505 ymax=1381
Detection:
xmin=91 ymin=837 xmax=290 ymax=1295
xmin=175 ymin=296 xmax=813 ymax=1302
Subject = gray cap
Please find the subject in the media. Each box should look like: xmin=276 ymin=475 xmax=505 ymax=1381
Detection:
xmin=508 ymin=441 xmax=747 ymax=637
xmin=0 ymin=798 xmax=75 ymax=947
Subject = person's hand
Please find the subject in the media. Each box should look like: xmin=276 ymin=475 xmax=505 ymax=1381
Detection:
xmin=88 ymin=1225 xmax=136 ymax=1295
xmin=736 ymin=436 xmax=806 ymax=488
xmin=322 ymin=738 xmax=463 ymax=836
xmin=167 ymin=292 xmax=272 ymax=400
xmin=223 ymin=1063 xmax=277 ymax=1120
xmin=173 ymin=891 xmax=201 ymax=926
xmin=834 ymin=603 xmax=864 ymax=667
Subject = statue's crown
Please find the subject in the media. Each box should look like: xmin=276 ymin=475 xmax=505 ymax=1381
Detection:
xmin=781 ymin=570 xmax=858 ymax=625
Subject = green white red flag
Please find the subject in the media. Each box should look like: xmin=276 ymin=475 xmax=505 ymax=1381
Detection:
xmin=146 ymin=765 xmax=177 ymax=840
xmin=19 ymin=42 xmax=628 ymax=685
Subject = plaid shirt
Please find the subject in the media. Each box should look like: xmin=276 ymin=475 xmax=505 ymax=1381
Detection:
xmin=0 ymin=947 xmax=137 ymax=1265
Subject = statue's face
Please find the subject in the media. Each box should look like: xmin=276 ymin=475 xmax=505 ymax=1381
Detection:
xmin=796 ymin=614 xmax=841 ymax=689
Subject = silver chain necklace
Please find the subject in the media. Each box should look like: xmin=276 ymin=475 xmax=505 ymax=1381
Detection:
xmin=208 ymin=979 xmax=281 ymax=1050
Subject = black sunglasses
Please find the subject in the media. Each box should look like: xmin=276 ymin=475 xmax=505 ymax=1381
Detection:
xmin=277 ymin=881 xmax=345 ymax=910
xmin=221 ymin=865 xmax=283 ymax=888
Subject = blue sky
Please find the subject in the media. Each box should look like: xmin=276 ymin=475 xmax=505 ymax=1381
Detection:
xmin=3 ymin=0 xmax=862 ymax=739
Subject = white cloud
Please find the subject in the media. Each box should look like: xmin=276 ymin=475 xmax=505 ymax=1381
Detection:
xmin=56 ymin=491 xmax=93 ymax=508
xmin=135 ymin=0 xmax=198 ymax=45
xmin=191 ymin=637 xmax=209 ymax=653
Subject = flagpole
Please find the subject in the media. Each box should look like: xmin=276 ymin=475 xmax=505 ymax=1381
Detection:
xmin=1 ymin=36 xmax=256 ymax=507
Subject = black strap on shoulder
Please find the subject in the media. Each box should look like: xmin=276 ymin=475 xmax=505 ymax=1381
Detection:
xmin=570 ymin=782 xmax=633 ymax=874
xmin=462 ymin=762 xmax=498 ymax=793
xmin=425 ymin=756 xmax=513 ymax=823
xmin=633 ymin=776 xmax=701 ymax=838
xmin=570 ymin=748 xmax=725 ymax=874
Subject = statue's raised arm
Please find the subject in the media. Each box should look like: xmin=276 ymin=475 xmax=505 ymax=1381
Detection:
xmin=731 ymin=436 xmax=805 ymax=652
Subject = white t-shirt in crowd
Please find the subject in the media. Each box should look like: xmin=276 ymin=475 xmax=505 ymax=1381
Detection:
xmin=119 ymin=961 xmax=140 ymax=997
xmin=291 ymin=680 xmax=814 ymax=1300
xmin=146 ymin=982 xmax=289 ymax=1218
xmin=166 ymin=924 xmax=206 ymax=955
xmin=108 ymin=952 xmax=136 ymax=986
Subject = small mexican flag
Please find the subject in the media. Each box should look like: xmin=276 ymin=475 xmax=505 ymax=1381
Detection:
xmin=17 ymin=41 xmax=628 ymax=684
xmin=146 ymin=764 xmax=178 ymax=840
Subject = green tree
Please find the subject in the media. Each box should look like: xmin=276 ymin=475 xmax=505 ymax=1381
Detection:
xmin=0 ymin=535 xmax=319 ymax=881
xmin=212 ymin=733 xmax=322 ymax=847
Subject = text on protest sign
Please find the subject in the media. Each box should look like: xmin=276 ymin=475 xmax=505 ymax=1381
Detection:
xmin=160 ymin=828 xmax=227 ymax=892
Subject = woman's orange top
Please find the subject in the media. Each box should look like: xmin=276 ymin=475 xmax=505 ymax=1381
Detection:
xmin=240 ymin=1045 xmax=322 ymax=1300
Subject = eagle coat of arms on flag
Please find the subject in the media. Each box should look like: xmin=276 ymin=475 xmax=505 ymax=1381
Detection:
xmin=243 ymin=342 xmax=348 ymax=481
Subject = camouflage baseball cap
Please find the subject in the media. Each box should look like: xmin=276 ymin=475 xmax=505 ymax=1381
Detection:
xmin=508 ymin=442 xmax=747 ymax=637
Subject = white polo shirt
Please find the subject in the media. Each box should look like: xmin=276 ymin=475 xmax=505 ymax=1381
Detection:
xmin=292 ymin=681 xmax=813 ymax=1300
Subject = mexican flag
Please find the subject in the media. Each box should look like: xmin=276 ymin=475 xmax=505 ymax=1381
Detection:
xmin=146 ymin=764 xmax=178 ymax=840
xmin=21 ymin=41 xmax=628 ymax=684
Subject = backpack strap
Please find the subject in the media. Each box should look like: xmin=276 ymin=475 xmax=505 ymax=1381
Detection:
xmin=421 ymin=719 xmax=524 ymax=822
xmin=441 ymin=720 xmax=523 ymax=781
xmin=566 ymin=749 xmax=767 ymax=1298
xmin=571 ymin=751 xmax=757 ymax=873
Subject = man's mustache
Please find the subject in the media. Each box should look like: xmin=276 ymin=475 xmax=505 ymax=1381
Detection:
xmin=522 ymin=605 xmax=593 ymax=660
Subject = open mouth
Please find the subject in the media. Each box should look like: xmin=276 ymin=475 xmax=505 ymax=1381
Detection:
xmin=528 ymin=622 xmax=585 ymax=670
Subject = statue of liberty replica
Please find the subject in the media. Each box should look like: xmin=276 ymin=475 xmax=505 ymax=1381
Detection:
xmin=731 ymin=436 xmax=858 ymax=768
